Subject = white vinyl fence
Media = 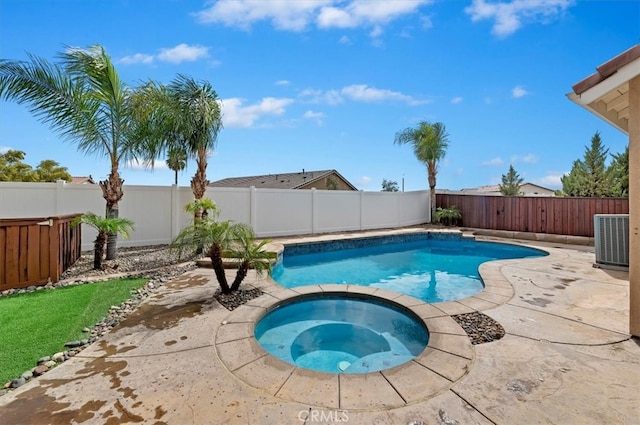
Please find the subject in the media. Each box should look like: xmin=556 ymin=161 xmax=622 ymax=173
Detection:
xmin=0 ymin=182 xmax=430 ymax=251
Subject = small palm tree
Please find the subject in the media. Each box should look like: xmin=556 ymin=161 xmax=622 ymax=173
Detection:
xmin=184 ymin=197 xmax=219 ymax=222
xmin=229 ymin=233 xmax=273 ymax=292
xmin=73 ymin=213 xmax=134 ymax=269
xmin=394 ymin=121 xmax=450 ymax=221
xmin=166 ymin=146 xmax=187 ymax=185
xmin=172 ymin=218 xmax=251 ymax=294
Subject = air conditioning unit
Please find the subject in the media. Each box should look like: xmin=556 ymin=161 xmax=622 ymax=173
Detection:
xmin=594 ymin=214 xmax=629 ymax=268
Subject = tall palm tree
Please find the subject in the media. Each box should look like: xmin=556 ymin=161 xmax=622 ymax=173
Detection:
xmin=166 ymin=146 xmax=187 ymax=185
xmin=0 ymin=45 xmax=142 ymax=260
xmin=134 ymin=74 xmax=222 ymax=215
xmin=72 ymin=213 xmax=134 ymax=269
xmin=394 ymin=121 xmax=450 ymax=221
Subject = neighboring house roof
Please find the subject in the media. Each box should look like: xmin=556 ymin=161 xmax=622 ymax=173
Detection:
xmin=70 ymin=176 xmax=95 ymax=184
xmin=568 ymin=43 xmax=640 ymax=135
xmin=209 ymin=169 xmax=358 ymax=190
xmin=458 ymin=182 xmax=555 ymax=196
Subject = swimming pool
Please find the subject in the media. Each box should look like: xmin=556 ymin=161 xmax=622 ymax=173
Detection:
xmin=255 ymin=294 xmax=429 ymax=374
xmin=272 ymin=233 xmax=546 ymax=303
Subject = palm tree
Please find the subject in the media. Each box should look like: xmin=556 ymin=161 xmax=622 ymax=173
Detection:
xmin=72 ymin=213 xmax=134 ymax=269
xmin=394 ymin=121 xmax=450 ymax=220
xmin=166 ymin=146 xmax=187 ymax=185
xmin=172 ymin=218 xmax=252 ymax=294
xmin=0 ymin=45 xmax=143 ymax=260
xmin=183 ymin=197 xmax=219 ymax=255
xmin=133 ymin=75 xmax=222 ymax=216
xmin=184 ymin=196 xmax=219 ymax=222
xmin=229 ymin=234 xmax=273 ymax=292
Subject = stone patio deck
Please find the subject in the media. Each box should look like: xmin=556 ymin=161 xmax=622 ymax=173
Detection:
xmin=0 ymin=232 xmax=637 ymax=424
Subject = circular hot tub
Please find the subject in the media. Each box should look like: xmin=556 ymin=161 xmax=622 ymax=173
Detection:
xmin=254 ymin=294 xmax=429 ymax=374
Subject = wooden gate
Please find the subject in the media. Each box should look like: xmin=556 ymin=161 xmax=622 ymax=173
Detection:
xmin=0 ymin=214 xmax=82 ymax=291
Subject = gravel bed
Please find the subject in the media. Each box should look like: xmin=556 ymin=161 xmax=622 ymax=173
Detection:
xmin=215 ymin=288 xmax=264 ymax=310
xmin=452 ymin=311 xmax=506 ymax=344
xmin=60 ymin=244 xmax=197 ymax=281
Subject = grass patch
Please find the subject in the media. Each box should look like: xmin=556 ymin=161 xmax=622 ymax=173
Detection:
xmin=0 ymin=278 xmax=147 ymax=385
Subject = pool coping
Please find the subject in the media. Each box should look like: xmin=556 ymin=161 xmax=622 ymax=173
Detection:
xmin=215 ymin=285 xmax=475 ymax=410
xmin=214 ymin=229 xmax=538 ymax=410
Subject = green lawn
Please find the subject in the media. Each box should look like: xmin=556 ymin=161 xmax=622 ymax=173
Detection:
xmin=0 ymin=278 xmax=147 ymax=385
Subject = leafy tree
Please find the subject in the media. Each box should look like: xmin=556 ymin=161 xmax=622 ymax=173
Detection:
xmin=499 ymin=164 xmax=523 ymax=196
xmin=608 ymin=146 xmax=629 ymax=197
xmin=72 ymin=213 xmax=134 ymax=269
xmin=0 ymin=150 xmax=71 ymax=182
xmin=34 ymin=159 xmax=72 ymax=182
xmin=132 ymin=75 xmax=222 ymax=216
xmin=0 ymin=150 xmax=36 ymax=181
xmin=394 ymin=121 xmax=449 ymax=220
xmin=166 ymin=146 xmax=187 ymax=185
xmin=381 ymin=179 xmax=399 ymax=192
xmin=561 ymin=131 xmax=612 ymax=197
xmin=0 ymin=45 xmax=146 ymax=260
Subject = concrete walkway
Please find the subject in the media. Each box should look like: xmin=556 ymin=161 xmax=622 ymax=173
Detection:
xmin=1 ymin=234 xmax=638 ymax=424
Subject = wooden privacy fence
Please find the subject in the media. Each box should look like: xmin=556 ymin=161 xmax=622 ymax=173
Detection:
xmin=0 ymin=214 xmax=82 ymax=291
xmin=436 ymin=194 xmax=629 ymax=237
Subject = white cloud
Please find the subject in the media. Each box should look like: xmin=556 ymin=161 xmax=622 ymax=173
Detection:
xmin=299 ymin=84 xmax=426 ymax=105
xmin=465 ymin=0 xmax=574 ymax=37
xmin=522 ymin=153 xmax=538 ymax=163
xmin=275 ymin=80 xmax=290 ymax=86
xmin=341 ymin=84 xmax=426 ymax=105
xmin=0 ymin=145 xmax=12 ymax=154
xmin=221 ymin=97 xmax=293 ymax=128
xmin=451 ymin=96 xmax=464 ymax=104
xmin=299 ymin=88 xmax=343 ymax=105
xmin=119 ymin=53 xmax=154 ymax=65
xmin=319 ymin=0 xmax=432 ymax=28
xmin=119 ymin=44 xmax=209 ymax=65
xmin=338 ymin=35 xmax=352 ymax=45
xmin=196 ymin=0 xmax=332 ymax=31
xmin=482 ymin=157 xmax=504 ymax=166
xmin=157 ymin=44 xmax=209 ymax=63
xmin=369 ymin=25 xmax=383 ymax=38
xmin=125 ymin=159 xmax=168 ymax=170
xmin=511 ymin=153 xmax=538 ymax=163
xmin=512 ymin=85 xmax=528 ymax=98
xmin=196 ymin=0 xmax=432 ymax=32
xmin=358 ymin=176 xmax=372 ymax=185
xmin=421 ymin=15 xmax=433 ymax=29
xmin=538 ymin=172 xmax=565 ymax=188
xmin=303 ymin=110 xmax=325 ymax=125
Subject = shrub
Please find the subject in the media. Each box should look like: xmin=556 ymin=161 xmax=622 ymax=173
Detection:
xmin=434 ymin=206 xmax=462 ymax=226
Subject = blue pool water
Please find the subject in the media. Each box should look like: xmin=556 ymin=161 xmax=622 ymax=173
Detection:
xmin=255 ymin=295 xmax=429 ymax=374
xmin=272 ymin=234 xmax=546 ymax=303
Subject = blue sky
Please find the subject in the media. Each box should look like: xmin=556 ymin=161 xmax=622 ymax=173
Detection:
xmin=1 ymin=0 xmax=638 ymax=191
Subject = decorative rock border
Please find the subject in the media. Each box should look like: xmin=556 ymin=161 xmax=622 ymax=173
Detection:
xmin=0 ymin=263 xmax=196 ymax=395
